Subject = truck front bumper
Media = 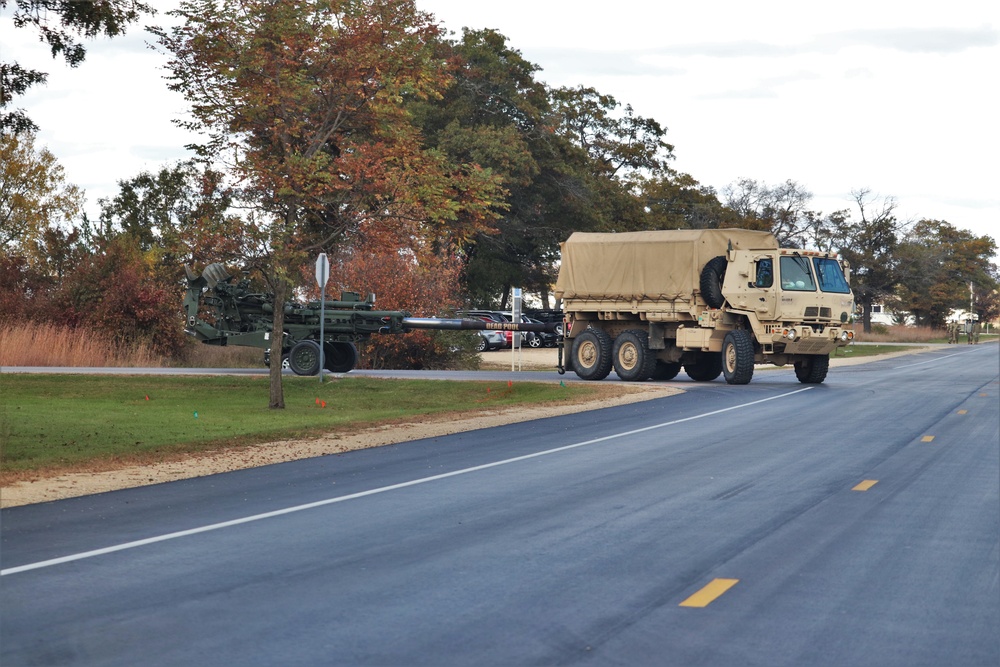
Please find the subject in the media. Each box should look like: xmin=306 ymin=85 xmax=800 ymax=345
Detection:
xmin=771 ymin=326 xmax=854 ymax=355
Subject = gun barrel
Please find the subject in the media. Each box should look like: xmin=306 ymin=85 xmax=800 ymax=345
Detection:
xmin=403 ymin=317 xmax=558 ymax=333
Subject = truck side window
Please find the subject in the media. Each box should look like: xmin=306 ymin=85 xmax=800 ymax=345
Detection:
xmin=754 ymin=258 xmax=773 ymax=288
xmin=779 ymin=256 xmax=817 ymax=291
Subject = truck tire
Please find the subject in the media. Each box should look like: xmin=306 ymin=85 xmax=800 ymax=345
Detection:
xmin=651 ymin=360 xmax=681 ymax=381
xmin=700 ymin=255 xmax=727 ymax=309
xmin=571 ymin=329 xmax=613 ymax=380
xmin=794 ymin=355 xmax=830 ymax=384
xmin=684 ymin=352 xmax=722 ymax=382
xmin=722 ymin=329 xmax=755 ymax=385
xmin=289 ymin=340 xmax=322 ymax=376
xmin=324 ymin=341 xmax=358 ymax=373
xmin=613 ymin=330 xmax=657 ymax=381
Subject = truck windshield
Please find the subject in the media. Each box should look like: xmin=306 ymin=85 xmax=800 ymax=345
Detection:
xmin=813 ymin=258 xmax=851 ymax=293
xmin=779 ymin=256 xmax=816 ymax=291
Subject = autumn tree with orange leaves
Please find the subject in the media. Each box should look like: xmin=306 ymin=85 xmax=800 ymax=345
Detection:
xmin=153 ymin=0 xmax=500 ymax=407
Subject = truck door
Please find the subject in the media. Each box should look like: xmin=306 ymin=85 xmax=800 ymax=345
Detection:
xmin=725 ymin=253 xmax=777 ymax=319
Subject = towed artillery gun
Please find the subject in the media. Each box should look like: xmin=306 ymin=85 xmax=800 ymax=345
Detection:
xmin=183 ymin=263 xmax=556 ymax=375
xmin=555 ymin=229 xmax=856 ymax=384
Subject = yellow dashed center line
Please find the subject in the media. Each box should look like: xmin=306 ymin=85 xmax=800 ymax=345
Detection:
xmin=852 ymin=480 xmax=879 ymax=491
xmin=921 ymin=435 xmax=935 ymax=442
xmin=679 ymin=578 xmax=740 ymax=608
xmin=957 ymin=410 xmax=968 ymax=415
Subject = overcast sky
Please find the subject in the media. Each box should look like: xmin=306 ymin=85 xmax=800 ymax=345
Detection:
xmin=3 ymin=0 xmax=997 ymax=248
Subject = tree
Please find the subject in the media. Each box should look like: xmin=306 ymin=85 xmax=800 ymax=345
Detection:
xmin=94 ymin=160 xmax=242 ymax=285
xmin=416 ymin=30 xmax=682 ymax=308
xmin=720 ymin=178 xmax=815 ymax=246
xmin=637 ymin=172 xmax=734 ymax=231
xmin=1 ymin=0 xmax=153 ymax=134
xmin=50 ymin=235 xmax=186 ymax=356
xmin=414 ymin=28 xmax=566 ymax=308
xmin=0 ymin=129 xmax=83 ymax=256
xmin=894 ymin=219 xmax=998 ymax=327
xmin=323 ymin=219 xmax=470 ymax=369
xmin=154 ymin=0 xmax=500 ymax=407
xmin=828 ymin=189 xmax=903 ymax=333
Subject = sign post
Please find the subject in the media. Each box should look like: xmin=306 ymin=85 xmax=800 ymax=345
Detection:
xmin=315 ymin=253 xmax=330 ymax=383
xmin=511 ymin=287 xmax=522 ymax=372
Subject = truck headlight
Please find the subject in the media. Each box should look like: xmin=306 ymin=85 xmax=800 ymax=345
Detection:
xmin=786 ymin=328 xmax=798 ymax=341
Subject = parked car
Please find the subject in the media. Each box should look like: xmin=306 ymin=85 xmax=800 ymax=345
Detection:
xmin=460 ymin=311 xmax=512 ymax=348
xmin=525 ymin=309 xmax=564 ymax=335
xmin=526 ymin=317 xmax=559 ymax=347
xmin=476 ymin=329 xmax=506 ymax=352
xmin=263 ymin=349 xmax=290 ymax=369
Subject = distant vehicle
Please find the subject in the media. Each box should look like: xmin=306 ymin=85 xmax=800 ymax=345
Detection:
xmin=555 ymin=229 xmax=854 ymax=384
xmin=185 ymin=266 xmax=554 ymax=376
xmin=460 ymin=311 xmax=512 ymax=347
xmin=526 ymin=317 xmax=559 ymax=347
xmin=477 ymin=330 xmax=506 ymax=352
xmin=525 ymin=309 xmax=564 ymax=335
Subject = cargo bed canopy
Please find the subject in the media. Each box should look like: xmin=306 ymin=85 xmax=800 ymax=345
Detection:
xmin=555 ymin=229 xmax=779 ymax=301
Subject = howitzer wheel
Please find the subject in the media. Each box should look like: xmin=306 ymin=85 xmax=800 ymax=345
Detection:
xmin=324 ymin=342 xmax=358 ymax=373
xmin=289 ymin=340 xmax=322 ymax=376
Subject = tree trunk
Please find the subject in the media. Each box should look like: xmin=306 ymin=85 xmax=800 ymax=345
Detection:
xmin=269 ymin=277 xmax=288 ymax=409
xmin=861 ymin=300 xmax=873 ymax=334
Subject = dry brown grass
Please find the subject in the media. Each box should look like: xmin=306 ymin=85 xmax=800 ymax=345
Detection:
xmin=0 ymin=322 xmax=267 ymax=368
xmin=0 ymin=322 xmax=165 ymax=367
xmin=851 ymin=325 xmax=944 ymax=343
xmin=173 ymin=339 xmax=263 ymax=368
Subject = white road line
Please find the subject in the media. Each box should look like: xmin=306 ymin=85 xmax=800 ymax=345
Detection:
xmin=3 ymin=387 xmax=813 ymax=576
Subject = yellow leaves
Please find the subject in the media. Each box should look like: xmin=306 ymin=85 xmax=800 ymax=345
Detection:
xmin=1 ymin=131 xmax=85 ymax=252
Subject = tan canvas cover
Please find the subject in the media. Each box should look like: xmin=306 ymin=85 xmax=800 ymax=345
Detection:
xmin=555 ymin=229 xmax=778 ymax=301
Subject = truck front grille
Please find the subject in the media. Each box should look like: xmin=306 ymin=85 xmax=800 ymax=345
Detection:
xmin=804 ymin=307 xmax=833 ymax=319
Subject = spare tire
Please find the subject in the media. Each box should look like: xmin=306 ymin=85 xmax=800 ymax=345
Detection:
xmin=700 ymin=255 xmax=728 ymax=309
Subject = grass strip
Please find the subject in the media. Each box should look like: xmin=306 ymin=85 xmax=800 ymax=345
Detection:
xmin=833 ymin=344 xmax=924 ymax=358
xmin=0 ymin=375 xmax=595 ymax=474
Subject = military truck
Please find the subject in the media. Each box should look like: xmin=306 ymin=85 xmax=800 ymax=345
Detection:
xmin=555 ymin=229 xmax=855 ymax=384
xmin=183 ymin=262 xmax=556 ymax=375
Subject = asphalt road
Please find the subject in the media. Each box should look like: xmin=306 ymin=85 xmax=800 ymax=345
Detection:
xmin=2 ymin=345 xmax=998 ymax=666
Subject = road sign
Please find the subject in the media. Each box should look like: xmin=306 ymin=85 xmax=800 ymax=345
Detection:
xmin=315 ymin=253 xmax=330 ymax=289
xmin=316 ymin=253 xmax=330 ymax=382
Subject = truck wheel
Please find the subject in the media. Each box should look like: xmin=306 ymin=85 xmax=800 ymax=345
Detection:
xmin=794 ymin=355 xmax=830 ymax=384
xmin=571 ymin=329 xmax=613 ymax=380
xmin=684 ymin=352 xmax=722 ymax=382
xmin=700 ymin=255 xmax=727 ymax=309
xmin=324 ymin=341 xmax=358 ymax=373
xmin=651 ymin=360 xmax=681 ymax=381
xmin=722 ymin=329 xmax=755 ymax=385
xmin=289 ymin=340 xmax=322 ymax=376
xmin=613 ymin=330 xmax=657 ymax=381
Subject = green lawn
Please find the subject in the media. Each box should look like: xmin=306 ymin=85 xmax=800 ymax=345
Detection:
xmin=833 ymin=344 xmax=924 ymax=358
xmin=0 ymin=374 xmax=593 ymax=474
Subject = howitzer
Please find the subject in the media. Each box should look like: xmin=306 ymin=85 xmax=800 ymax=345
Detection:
xmin=183 ymin=263 xmax=557 ymax=375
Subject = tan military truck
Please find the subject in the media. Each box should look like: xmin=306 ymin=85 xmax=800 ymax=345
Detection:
xmin=555 ymin=229 xmax=855 ymax=384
